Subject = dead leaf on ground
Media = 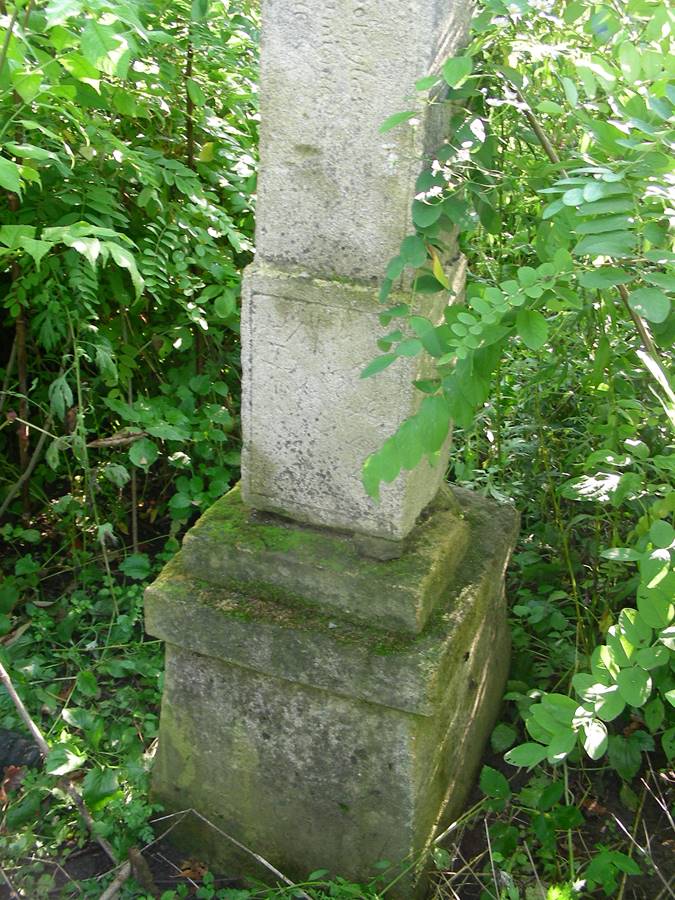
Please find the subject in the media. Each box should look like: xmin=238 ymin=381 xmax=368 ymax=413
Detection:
xmin=581 ymin=797 xmax=608 ymax=816
xmin=0 ymin=765 xmax=25 ymax=805
xmin=178 ymin=858 xmax=208 ymax=880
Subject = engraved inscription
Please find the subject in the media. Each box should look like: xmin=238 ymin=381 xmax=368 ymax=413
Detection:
xmin=315 ymin=0 xmax=378 ymax=107
xmin=290 ymin=1 xmax=312 ymax=33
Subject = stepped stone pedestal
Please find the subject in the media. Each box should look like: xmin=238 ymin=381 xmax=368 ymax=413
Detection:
xmin=146 ymin=0 xmax=518 ymax=895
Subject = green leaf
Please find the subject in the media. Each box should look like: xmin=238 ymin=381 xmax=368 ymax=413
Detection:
xmin=80 ymin=20 xmax=120 ymax=66
xmin=618 ymin=609 xmax=652 ymax=649
xmin=638 ymin=584 xmax=673 ymax=630
xmin=106 ymin=242 xmax=144 ymax=297
xmin=538 ymin=100 xmax=565 ymax=115
xmin=62 ymin=708 xmax=96 ymax=732
xmin=410 ymin=316 xmax=445 ymax=357
xmin=45 ymin=0 xmax=84 ymax=27
xmin=413 ymin=273 xmax=445 ymax=293
xmin=361 ymin=354 xmax=397 ymax=379
xmin=651 ymin=519 xmax=675 ymax=548
xmin=479 ymin=765 xmax=511 ymax=800
xmin=643 ymin=697 xmax=665 ymax=733
xmin=546 ymin=728 xmax=577 ymax=764
xmin=537 ymin=781 xmax=565 ymax=811
xmin=112 ymin=88 xmax=139 ymax=117
xmin=608 ymin=734 xmax=642 ymax=780
xmin=82 ymin=767 xmax=121 ymax=811
xmin=662 ymin=727 xmax=675 ymax=760
xmin=76 ymin=669 xmax=99 ymax=697
xmin=187 ymin=77 xmax=206 ymax=106
xmin=633 ymin=645 xmax=668 ymax=670
xmin=0 ymin=157 xmax=22 ymax=195
xmin=11 ymin=71 xmax=43 ymax=103
xmin=18 ymin=237 xmax=52 ymax=269
xmin=600 ymin=547 xmax=641 ymax=561
xmin=412 ymin=200 xmax=443 ymax=229
xmin=562 ymin=188 xmax=584 ymax=206
xmin=578 ymin=198 xmax=634 ymax=216
xmin=562 ymin=77 xmax=578 ymax=107
xmin=119 ymin=553 xmax=151 ymax=580
xmin=214 ymin=291 xmax=237 ymax=318
xmin=147 ymin=423 xmax=190 ymax=441
xmin=60 ymin=53 xmax=101 ymax=90
xmin=48 ymin=376 xmax=73 ymax=421
xmin=400 ymin=235 xmax=427 ymax=268
xmin=595 ymin=685 xmax=626 ymax=722
xmin=379 ymin=110 xmax=417 ymax=134
xmin=574 ymin=231 xmax=635 ymax=258
xmin=516 ymin=309 xmax=548 ymax=350
xmin=394 ymin=338 xmax=423 ymax=358
xmin=542 ymin=693 xmax=579 ymax=724
xmin=129 ymin=438 xmax=158 ymax=470
xmin=192 ymin=0 xmax=209 ymax=20
xmin=308 ymin=869 xmax=330 ymax=882
xmin=644 ymin=272 xmax=675 ymax=293
xmin=103 ymin=464 xmax=130 ymax=488
xmin=616 ymin=667 xmax=652 ymax=708
xmin=442 ymin=56 xmax=473 ymax=88
xmin=575 ymin=215 xmax=631 ymax=235
xmin=582 ymin=181 xmax=628 ymax=202
xmin=504 ymin=742 xmax=548 ymax=768
xmin=619 ymin=43 xmax=641 ymax=81
xmin=386 ymin=256 xmax=405 ymax=281
xmin=490 ymin=723 xmax=517 ymax=752
xmin=582 ymin=718 xmax=608 ymax=760
xmin=419 ymin=394 xmax=452 ymax=452
xmin=0 ymin=225 xmax=36 ymax=250
xmin=5 ymin=144 xmax=58 ymax=164
xmin=46 ymin=745 xmax=86 ymax=776
xmin=628 ymin=288 xmax=670 ymax=324
xmin=362 ymin=394 xmax=450 ymax=499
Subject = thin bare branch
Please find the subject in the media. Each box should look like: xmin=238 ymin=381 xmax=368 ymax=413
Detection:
xmin=0 ymin=338 xmax=16 ymax=416
xmin=0 ymin=416 xmax=53 ymax=519
xmin=98 ymin=862 xmax=132 ymax=900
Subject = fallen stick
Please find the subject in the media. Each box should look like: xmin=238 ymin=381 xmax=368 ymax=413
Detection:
xmin=98 ymin=862 xmax=132 ymax=900
xmin=0 ymin=416 xmax=53 ymax=520
xmin=87 ymin=431 xmax=146 ymax=449
xmin=150 ymin=808 xmax=311 ymax=899
xmin=0 ymin=865 xmax=20 ymax=900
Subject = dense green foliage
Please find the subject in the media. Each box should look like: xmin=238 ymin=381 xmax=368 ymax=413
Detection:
xmin=363 ymin=0 xmax=674 ymax=895
xmin=0 ymin=0 xmax=259 ymax=894
xmin=0 ymin=0 xmax=257 ymax=558
xmin=0 ymin=0 xmax=673 ymax=897
xmin=366 ymin=0 xmax=674 ymax=768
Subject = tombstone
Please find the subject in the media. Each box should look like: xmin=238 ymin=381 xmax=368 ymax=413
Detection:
xmin=145 ymin=1 xmax=518 ymax=895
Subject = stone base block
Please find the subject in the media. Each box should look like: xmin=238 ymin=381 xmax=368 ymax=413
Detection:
xmin=179 ymin=483 xmax=469 ymax=635
xmin=146 ymin=487 xmax=518 ymax=895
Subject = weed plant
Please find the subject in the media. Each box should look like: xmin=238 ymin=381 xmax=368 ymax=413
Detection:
xmin=0 ymin=0 xmax=673 ymax=898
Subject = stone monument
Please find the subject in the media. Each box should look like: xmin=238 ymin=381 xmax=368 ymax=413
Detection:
xmin=146 ymin=1 xmax=518 ymax=895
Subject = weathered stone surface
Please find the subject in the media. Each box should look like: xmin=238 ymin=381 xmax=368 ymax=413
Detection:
xmin=255 ymin=0 xmax=470 ymax=282
xmin=177 ymin=483 xmax=469 ymax=635
xmin=242 ymin=0 xmax=474 ymax=540
xmin=146 ymin=489 xmax=518 ymax=894
xmin=148 ymin=1 xmax=505 ymax=892
xmin=241 ymin=258 xmax=466 ymax=540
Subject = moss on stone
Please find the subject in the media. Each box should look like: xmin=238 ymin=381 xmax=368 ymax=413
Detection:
xmin=153 ymin=558 xmax=414 ymax=655
xmin=195 ymin=484 xmax=438 ymax=581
